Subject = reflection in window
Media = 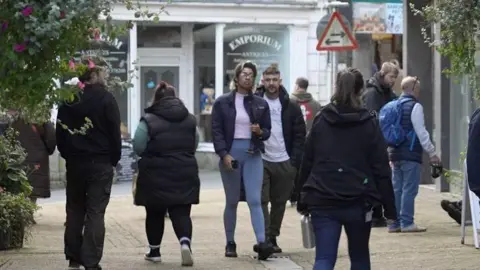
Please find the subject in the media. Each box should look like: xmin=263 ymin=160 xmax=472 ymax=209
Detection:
xmin=137 ymin=25 xmax=182 ymax=48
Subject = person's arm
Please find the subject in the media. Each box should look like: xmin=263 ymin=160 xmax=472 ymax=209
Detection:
xmin=258 ymin=102 xmax=271 ymax=141
xmin=290 ymin=103 xmax=307 ymax=168
xmin=211 ymin=99 xmax=228 ymax=158
xmin=55 ymin=105 xmax=67 ymax=158
xmin=132 ymin=120 xmax=149 ymax=156
xmin=467 ymin=109 xmax=480 ymax=196
xmin=370 ymin=120 xmax=397 ymax=220
xmin=42 ymin=122 xmax=57 ymax=155
xmin=105 ymin=94 xmax=122 ymax=166
xmin=195 ymin=126 xmax=200 ymax=150
xmin=410 ymin=103 xmax=436 ymax=157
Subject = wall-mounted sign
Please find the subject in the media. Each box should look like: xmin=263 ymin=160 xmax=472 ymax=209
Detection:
xmin=74 ymin=35 xmax=129 ymax=82
xmin=225 ymin=30 xmax=287 ymax=84
xmin=353 ymin=0 xmax=403 ymax=34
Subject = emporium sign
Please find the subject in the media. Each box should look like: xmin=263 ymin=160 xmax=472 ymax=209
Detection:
xmin=353 ymin=0 xmax=403 ymax=34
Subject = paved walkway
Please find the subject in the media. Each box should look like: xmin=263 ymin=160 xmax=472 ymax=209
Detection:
xmin=0 ymin=186 xmax=478 ymax=269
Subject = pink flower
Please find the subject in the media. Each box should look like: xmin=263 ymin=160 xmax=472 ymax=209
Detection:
xmin=0 ymin=186 xmax=4 ymax=193
xmin=1 ymin=21 xmax=7 ymax=32
xmin=77 ymin=81 xmax=85 ymax=89
xmin=21 ymin=6 xmax=33 ymax=17
xmin=13 ymin=43 xmax=26 ymax=52
xmin=88 ymin=59 xmax=95 ymax=69
xmin=34 ymin=164 xmax=40 ymax=170
xmin=60 ymin=11 xmax=65 ymax=19
xmin=69 ymin=59 xmax=76 ymax=70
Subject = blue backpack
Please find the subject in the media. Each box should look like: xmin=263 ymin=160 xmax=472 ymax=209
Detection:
xmin=379 ymin=98 xmax=416 ymax=150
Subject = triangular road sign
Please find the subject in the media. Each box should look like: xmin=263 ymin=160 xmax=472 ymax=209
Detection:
xmin=316 ymin=11 xmax=358 ymax=51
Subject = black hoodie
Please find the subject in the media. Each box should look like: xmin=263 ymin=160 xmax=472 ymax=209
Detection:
xmin=56 ymin=83 xmax=122 ymax=166
xmin=298 ymin=103 xmax=397 ymax=220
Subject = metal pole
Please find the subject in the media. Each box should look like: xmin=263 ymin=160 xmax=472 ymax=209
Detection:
xmin=331 ymin=7 xmax=339 ymax=87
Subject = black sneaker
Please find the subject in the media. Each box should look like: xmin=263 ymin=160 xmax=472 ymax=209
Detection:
xmin=269 ymin=237 xmax=283 ymax=253
xmin=225 ymin=241 xmax=237 ymax=258
xmin=441 ymin=200 xmax=462 ymax=225
xmin=144 ymin=248 xmax=162 ymax=262
xmin=256 ymin=242 xmax=275 ymax=261
xmin=68 ymin=260 xmax=81 ymax=269
xmin=371 ymin=217 xmax=387 ymax=227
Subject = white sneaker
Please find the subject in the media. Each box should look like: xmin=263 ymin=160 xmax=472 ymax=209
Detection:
xmin=180 ymin=243 xmax=194 ymax=266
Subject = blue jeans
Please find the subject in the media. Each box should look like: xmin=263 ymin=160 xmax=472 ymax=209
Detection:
xmin=391 ymin=160 xmax=422 ymax=228
xmin=219 ymin=139 xmax=265 ymax=244
xmin=311 ymin=205 xmax=371 ymax=270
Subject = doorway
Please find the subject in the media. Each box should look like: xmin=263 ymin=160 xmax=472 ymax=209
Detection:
xmin=140 ymin=66 xmax=180 ymax=112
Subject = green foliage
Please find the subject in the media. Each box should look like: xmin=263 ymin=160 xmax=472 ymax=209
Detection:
xmin=410 ymin=0 xmax=480 ymax=96
xmin=0 ymin=192 xmax=39 ymax=248
xmin=0 ymin=0 xmax=167 ymax=123
xmin=0 ymin=128 xmax=32 ymax=196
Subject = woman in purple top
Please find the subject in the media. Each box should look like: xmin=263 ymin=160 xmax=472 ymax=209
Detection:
xmin=211 ymin=61 xmax=274 ymax=260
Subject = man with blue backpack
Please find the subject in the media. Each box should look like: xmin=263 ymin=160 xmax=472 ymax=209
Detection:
xmin=379 ymin=76 xmax=440 ymax=233
xmin=362 ymin=62 xmax=399 ymax=227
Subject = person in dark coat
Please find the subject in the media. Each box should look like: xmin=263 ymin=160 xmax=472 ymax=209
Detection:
xmin=57 ymin=63 xmax=122 ymax=270
xmin=361 ymin=61 xmax=399 ymax=227
xmin=211 ymin=61 xmax=275 ymax=260
xmin=297 ymin=68 xmax=397 ymax=270
xmin=10 ymin=115 xmax=56 ymax=199
xmin=132 ymin=81 xmax=199 ymax=267
xmin=467 ymin=107 xmax=480 ymax=199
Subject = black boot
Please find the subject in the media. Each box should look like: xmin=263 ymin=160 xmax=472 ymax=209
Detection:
xmin=68 ymin=260 xmax=81 ymax=269
xmin=270 ymin=237 xmax=283 ymax=253
xmin=256 ymin=242 xmax=275 ymax=260
xmin=371 ymin=217 xmax=387 ymax=227
xmin=225 ymin=241 xmax=237 ymax=258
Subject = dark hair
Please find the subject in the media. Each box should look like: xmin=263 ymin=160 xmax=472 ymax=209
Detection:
xmin=78 ymin=67 xmax=102 ymax=83
xmin=331 ymin=68 xmax=364 ymax=109
xmin=295 ymin=77 xmax=309 ymax=89
xmin=230 ymin=61 xmax=258 ymax=90
xmin=153 ymin=81 xmax=176 ymax=103
xmin=263 ymin=63 xmax=280 ymax=76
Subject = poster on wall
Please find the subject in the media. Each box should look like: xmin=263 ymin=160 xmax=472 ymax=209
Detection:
xmin=353 ymin=0 xmax=403 ymax=34
xmin=225 ymin=30 xmax=287 ymax=85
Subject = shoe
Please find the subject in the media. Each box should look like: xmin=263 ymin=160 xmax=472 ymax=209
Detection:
xmin=388 ymin=226 xmax=401 ymax=233
xmin=371 ymin=217 xmax=387 ymax=227
xmin=401 ymin=224 xmax=427 ymax=233
xmin=269 ymin=237 xmax=282 ymax=253
xmin=180 ymin=241 xmax=194 ymax=266
xmin=441 ymin=200 xmax=462 ymax=225
xmin=68 ymin=260 xmax=81 ymax=269
xmin=225 ymin=241 xmax=238 ymax=258
xmin=144 ymin=248 xmax=162 ymax=262
xmin=256 ymin=242 xmax=275 ymax=260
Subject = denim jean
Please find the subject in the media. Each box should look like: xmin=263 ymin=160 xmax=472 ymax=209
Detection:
xmin=310 ymin=205 xmax=372 ymax=270
xmin=391 ymin=160 xmax=422 ymax=228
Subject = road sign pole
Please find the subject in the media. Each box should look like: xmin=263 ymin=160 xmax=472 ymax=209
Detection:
xmin=331 ymin=7 xmax=339 ymax=87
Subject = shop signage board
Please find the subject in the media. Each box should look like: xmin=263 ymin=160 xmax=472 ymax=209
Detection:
xmin=316 ymin=11 xmax=358 ymax=52
xmin=353 ymin=0 xmax=403 ymax=34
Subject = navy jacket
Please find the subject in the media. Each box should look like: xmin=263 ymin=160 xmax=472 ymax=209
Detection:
xmin=467 ymin=108 xmax=480 ymax=197
xmin=211 ymin=90 xmax=271 ymax=158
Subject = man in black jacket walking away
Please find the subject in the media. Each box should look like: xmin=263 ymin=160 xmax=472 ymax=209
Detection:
xmin=255 ymin=64 xmax=306 ymax=253
xmin=57 ymin=64 xmax=121 ymax=270
xmin=362 ymin=62 xmax=398 ymax=227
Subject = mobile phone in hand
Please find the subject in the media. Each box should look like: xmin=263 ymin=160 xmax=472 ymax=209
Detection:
xmin=231 ymin=160 xmax=238 ymax=169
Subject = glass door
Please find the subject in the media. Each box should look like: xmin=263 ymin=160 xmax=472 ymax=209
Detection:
xmin=140 ymin=66 xmax=180 ymax=112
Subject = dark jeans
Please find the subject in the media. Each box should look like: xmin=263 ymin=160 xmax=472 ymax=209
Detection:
xmin=145 ymin=204 xmax=193 ymax=247
xmin=372 ymin=205 xmax=384 ymax=221
xmin=64 ymin=161 xmax=113 ymax=268
xmin=310 ymin=205 xmax=372 ymax=270
xmin=261 ymin=159 xmax=296 ymax=238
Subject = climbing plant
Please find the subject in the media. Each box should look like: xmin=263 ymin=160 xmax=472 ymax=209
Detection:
xmin=0 ymin=0 xmax=167 ymax=123
xmin=410 ymin=0 xmax=480 ymax=95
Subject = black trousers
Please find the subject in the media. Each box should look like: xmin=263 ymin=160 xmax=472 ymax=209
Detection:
xmin=64 ymin=161 xmax=113 ymax=268
xmin=372 ymin=205 xmax=385 ymax=220
xmin=145 ymin=204 xmax=192 ymax=247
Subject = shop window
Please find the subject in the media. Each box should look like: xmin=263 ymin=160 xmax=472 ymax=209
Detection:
xmin=193 ymin=24 xmax=290 ymax=143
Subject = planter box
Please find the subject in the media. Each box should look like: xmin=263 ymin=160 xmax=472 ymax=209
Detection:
xmin=0 ymin=226 xmax=25 ymax=250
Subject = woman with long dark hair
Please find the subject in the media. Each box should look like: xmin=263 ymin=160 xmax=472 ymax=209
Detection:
xmin=297 ymin=68 xmax=397 ymax=270
xmin=132 ymin=81 xmax=199 ymax=267
xmin=211 ymin=61 xmax=275 ymax=260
